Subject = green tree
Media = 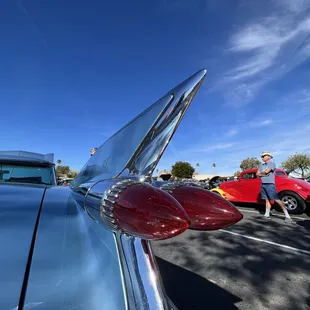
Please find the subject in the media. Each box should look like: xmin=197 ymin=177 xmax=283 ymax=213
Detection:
xmin=281 ymin=153 xmax=310 ymax=178
xmin=67 ymin=170 xmax=79 ymax=178
xmin=56 ymin=165 xmax=70 ymax=178
xmin=234 ymin=171 xmax=241 ymax=178
xmin=171 ymin=161 xmax=195 ymax=179
xmin=195 ymin=163 xmax=200 ymax=173
xmin=57 ymin=159 xmax=62 ymax=165
xmin=240 ymin=157 xmax=260 ymax=170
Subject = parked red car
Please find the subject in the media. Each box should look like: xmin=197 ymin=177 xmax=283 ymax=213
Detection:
xmin=211 ymin=168 xmax=310 ymax=214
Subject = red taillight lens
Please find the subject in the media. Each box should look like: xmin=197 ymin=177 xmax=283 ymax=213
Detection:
xmin=101 ymin=183 xmax=190 ymax=240
xmin=167 ymin=186 xmax=243 ymax=230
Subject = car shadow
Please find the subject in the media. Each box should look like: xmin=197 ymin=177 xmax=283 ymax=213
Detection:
xmin=156 ymin=256 xmax=242 ymax=309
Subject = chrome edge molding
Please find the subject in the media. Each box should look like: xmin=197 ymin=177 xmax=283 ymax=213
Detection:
xmin=115 ymin=233 xmax=176 ymax=310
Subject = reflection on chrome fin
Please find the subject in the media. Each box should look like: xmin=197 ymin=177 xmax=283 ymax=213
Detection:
xmin=72 ymin=69 xmax=206 ymax=186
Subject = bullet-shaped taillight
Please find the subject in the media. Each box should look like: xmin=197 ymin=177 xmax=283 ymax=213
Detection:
xmin=161 ymin=184 xmax=243 ymax=230
xmin=101 ymin=180 xmax=190 ymax=240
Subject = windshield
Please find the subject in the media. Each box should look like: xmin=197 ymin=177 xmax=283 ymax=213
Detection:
xmin=0 ymin=163 xmax=55 ymax=185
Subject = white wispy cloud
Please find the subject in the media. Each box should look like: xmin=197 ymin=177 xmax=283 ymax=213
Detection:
xmin=226 ymin=128 xmax=238 ymax=137
xmin=216 ymin=2 xmax=310 ymax=106
xmin=227 ymin=16 xmax=310 ymax=79
xmin=176 ymin=142 xmax=235 ymax=156
xmin=273 ymin=0 xmax=310 ymax=13
xmin=248 ymin=119 xmax=274 ymax=128
xmin=207 ymin=143 xmax=235 ymax=151
xmin=260 ymin=119 xmax=273 ymax=125
xmin=219 ymin=118 xmax=275 ymax=136
xmin=298 ymin=89 xmax=310 ymax=103
xmin=273 ymin=88 xmax=310 ymax=121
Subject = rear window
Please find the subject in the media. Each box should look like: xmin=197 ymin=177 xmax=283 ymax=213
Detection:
xmin=0 ymin=163 xmax=55 ymax=185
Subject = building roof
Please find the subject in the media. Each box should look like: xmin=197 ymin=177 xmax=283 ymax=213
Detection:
xmin=193 ymin=174 xmax=230 ymax=180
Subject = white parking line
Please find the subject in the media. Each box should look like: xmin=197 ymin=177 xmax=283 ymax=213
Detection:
xmin=236 ymin=208 xmax=307 ymax=221
xmin=220 ymin=229 xmax=310 ymax=255
xmin=236 ymin=208 xmax=257 ymax=214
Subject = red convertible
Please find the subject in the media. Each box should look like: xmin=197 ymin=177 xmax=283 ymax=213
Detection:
xmin=211 ymin=168 xmax=310 ymax=214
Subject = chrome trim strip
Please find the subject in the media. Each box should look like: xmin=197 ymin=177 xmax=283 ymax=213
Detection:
xmin=113 ymin=233 xmax=129 ymax=310
xmin=101 ymin=209 xmax=114 ymax=218
xmin=115 ymin=233 xmax=175 ymax=310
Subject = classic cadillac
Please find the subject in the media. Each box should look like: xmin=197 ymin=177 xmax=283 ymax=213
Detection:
xmin=211 ymin=168 xmax=310 ymax=214
xmin=0 ymin=70 xmax=243 ymax=310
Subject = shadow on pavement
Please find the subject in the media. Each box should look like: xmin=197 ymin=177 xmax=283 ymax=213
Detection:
xmin=153 ymin=212 xmax=310 ymax=309
xmin=296 ymin=220 xmax=310 ymax=232
xmin=156 ymin=257 xmax=242 ymax=310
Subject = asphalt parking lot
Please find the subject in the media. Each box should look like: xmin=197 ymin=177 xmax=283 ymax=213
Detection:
xmin=152 ymin=205 xmax=310 ymax=310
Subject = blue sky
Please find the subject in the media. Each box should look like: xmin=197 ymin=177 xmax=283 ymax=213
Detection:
xmin=1 ymin=0 xmax=310 ymax=175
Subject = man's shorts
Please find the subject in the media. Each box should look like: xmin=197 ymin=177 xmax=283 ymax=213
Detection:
xmin=260 ymin=183 xmax=279 ymax=200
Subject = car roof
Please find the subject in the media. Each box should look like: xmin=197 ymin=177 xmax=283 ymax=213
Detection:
xmin=0 ymin=151 xmax=54 ymax=165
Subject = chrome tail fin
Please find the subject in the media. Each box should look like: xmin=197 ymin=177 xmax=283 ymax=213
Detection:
xmin=72 ymin=69 xmax=206 ymax=186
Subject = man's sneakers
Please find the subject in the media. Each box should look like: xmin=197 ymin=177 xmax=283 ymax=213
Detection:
xmin=262 ymin=215 xmax=295 ymax=223
xmin=284 ymin=217 xmax=294 ymax=224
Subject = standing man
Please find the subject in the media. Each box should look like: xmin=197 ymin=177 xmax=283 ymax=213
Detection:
xmin=256 ymin=152 xmax=292 ymax=222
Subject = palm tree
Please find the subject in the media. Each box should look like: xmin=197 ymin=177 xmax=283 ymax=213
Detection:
xmin=57 ymin=159 xmax=62 ymax=166
xmin=195 ymin=163 xmax=200 ymax=174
